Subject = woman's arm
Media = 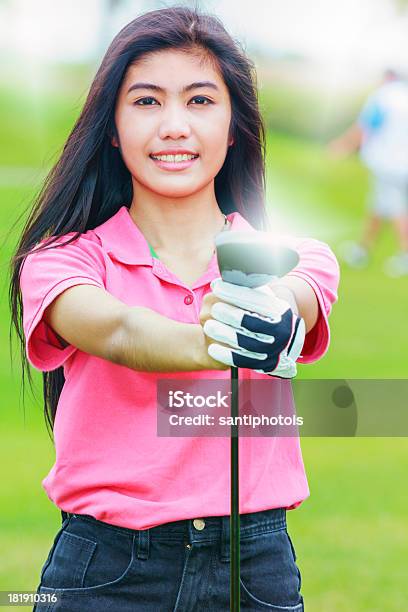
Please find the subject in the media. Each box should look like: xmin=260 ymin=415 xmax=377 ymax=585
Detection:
xmin=267 ymin=276 xmax=319 ymax=334
xmin=111 ymin=305 xmax=229 ymax=372
xmin=268 ymin=236 xmax=340 ymax=363
xmin=43 ymin=284 xmax=227 ymax=373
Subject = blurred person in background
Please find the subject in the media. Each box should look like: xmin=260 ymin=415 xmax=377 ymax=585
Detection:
xmin=329 ymin=68 xmax=408 ymax=277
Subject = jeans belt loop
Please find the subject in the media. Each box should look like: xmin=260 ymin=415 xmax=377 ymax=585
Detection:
xmin=137 ymin=527 xmax=150 ymax=560
xmin=220 ymin=515 xmax=230 ymax=563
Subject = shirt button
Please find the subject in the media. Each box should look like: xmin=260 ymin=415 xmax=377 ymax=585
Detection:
xmin=184 ymin=295 xmax=194 ymax=305
xmin=193 ymin=518 xmax=206 ymax=531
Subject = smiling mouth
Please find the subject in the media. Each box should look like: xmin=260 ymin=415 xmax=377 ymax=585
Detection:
xmin=149 ymin=153 xmax=199 ymax=163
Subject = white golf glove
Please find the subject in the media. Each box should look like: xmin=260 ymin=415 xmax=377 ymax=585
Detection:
xmin=203 ymin=278 xmax=305 ymax=379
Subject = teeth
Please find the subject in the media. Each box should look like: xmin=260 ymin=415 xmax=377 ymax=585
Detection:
xmin=151 ymin=154 xmax=197 ymax=162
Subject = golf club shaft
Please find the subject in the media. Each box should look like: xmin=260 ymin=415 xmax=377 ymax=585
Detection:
xmin=230 ymin=365 xmax=240 ymax=611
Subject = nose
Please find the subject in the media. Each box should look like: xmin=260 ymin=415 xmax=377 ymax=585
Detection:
xmin=158 ymin=102 xmax=192 ymax=140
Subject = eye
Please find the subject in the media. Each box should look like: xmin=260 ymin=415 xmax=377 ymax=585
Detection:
xmin=133 ymin=97 xmax=159 ymax=106
xmin=133 ymin=96 xmax=213 ymax=106
xmin=190 ymin=96 xmax=212 ymax=105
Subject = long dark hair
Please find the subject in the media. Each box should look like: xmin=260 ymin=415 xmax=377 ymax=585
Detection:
xmin=9 ymin=5 xmax=269 ymax=439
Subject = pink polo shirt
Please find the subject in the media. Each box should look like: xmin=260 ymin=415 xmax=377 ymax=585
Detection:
xmin=20 ymin=205 xmax=339 ymax=530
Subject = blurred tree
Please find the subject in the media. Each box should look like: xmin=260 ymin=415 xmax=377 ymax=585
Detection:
xmin=109 ymin=0 xmax=124 ymax=7
xmin=394 ymin=0 xmax=408 ymax=11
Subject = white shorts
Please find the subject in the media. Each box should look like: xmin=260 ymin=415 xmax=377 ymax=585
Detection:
xmin=369 ymin=173 xmax=408 ymax=219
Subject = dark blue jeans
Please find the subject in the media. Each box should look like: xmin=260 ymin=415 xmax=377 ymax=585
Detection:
xmin=33 ymin=508 xmax=304 ymax=611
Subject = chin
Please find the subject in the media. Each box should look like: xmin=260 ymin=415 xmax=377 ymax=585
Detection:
xmin=155 ymin=187 xmax=202 ymax=199
xmin=146 ymin=178 xmax=209 ymax=198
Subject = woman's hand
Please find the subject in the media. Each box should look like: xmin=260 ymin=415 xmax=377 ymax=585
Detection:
xmin=201 ymin=278 xmax=306 ymax=378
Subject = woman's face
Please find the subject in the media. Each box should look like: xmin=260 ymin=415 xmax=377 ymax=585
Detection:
xmin=113 ymin=48 xmax=233 ymax=199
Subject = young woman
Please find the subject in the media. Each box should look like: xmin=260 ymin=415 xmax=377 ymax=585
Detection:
xmin=10 ymin=6 xmax=339 ymax=611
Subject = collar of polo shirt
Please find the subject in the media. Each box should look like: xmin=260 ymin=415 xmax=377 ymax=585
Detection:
xmin=92 ymin=206 xmax=253 ymax=266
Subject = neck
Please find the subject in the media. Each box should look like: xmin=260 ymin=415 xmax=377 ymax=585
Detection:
xmin=128 ymin=183 xmax=227 ymax=255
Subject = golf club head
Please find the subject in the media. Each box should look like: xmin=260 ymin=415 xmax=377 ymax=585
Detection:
xmin=215 ymin=230 xmax=299 ymax=288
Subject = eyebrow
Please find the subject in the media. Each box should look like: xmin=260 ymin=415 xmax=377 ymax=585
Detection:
xmin=126 ymin=81 xmax=220 ymax=95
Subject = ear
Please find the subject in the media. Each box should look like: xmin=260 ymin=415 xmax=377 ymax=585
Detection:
xmin=110 ymin=124 xmax=120 ymax=148
xmin=228 ymin=120 xmax=235 ymax=146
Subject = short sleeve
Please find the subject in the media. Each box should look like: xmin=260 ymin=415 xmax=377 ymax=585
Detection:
xmin=358 ymin=96 xmax=386 ymax=132
xmin=278 ymin=235 xmax=340 ymax=363
xmin=20 ymin=232 xmax=106 ymax=372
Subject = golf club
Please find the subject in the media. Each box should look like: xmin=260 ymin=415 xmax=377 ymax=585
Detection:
xmin=214 ymin=230 xmax=299 ymax=611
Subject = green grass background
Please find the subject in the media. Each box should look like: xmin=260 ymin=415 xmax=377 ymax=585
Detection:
xmin=1 ymin=76 xmax=407 ymax=611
